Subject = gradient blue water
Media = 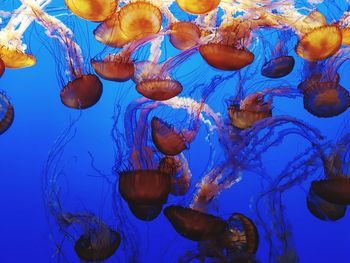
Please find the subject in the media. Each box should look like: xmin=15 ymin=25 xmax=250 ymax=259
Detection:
xmin=0 ymin=1 xmax=350 ymax=262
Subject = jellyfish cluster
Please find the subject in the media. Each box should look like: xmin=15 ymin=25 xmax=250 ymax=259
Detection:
xmin=1 ymin=0 xmax=350 ymax=262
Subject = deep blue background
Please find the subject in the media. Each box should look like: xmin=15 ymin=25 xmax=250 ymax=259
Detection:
xmin=0 ymin=0 xmax=349 ymax=262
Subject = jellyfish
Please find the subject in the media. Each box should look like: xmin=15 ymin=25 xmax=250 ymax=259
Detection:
xmin=169 ymin=21 xmax=201 ymax=50
xmin=43 ymin=118 xmax=121 ymax=262
xmin=298 ymin=58 xmax=350 ymax=118
xmin=119 ymin=170 xmax=171 ymax=221
xmin=25 ymin=0 xmax=102 ymax=109
xmin=0 ymin=92 xmax=14 ymax=135
xmin=0 ymin=0 xmax=50 ymax=68
xmin=64 ymin=0 xmax=117 ymax=22
xmin=175 ymin=0 xmax=221 ymax=15
xmin=0 ymin=58 xmax=5 ymax=77
xmin=163 ymin=205 xmax=227 ymax=242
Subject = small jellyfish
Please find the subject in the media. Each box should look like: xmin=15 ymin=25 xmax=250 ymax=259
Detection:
xmin=163 ymin=205 xmax=227 ymax=241
xmin=0 ymin=92 xmax=14 ymax=135
xmin=298 ymin=75 xmax=350 ymax=118
xmin=151 ymin=117 xmax=187 ymax=156
xmin=159 ymin=156 xmax=191 ymax=196
xmin=169 ymin=22 xmax=201 ymax=50
xmin=64 ymin=0 xmax=117 ymax=22
xmin=261 ymin=56 xmax=295 ymax=78
xmin=118 ymin=2 xmax=162 ymax=42
xmin=175 ymin=0 xmax=221 ymax=15
xmin=306 ymin=187 xmax=346 ymax=221
xmin=0 ymin=58 xmax=5 ymax=77
xmin=119 ymin=170 xmax=171 ymax=221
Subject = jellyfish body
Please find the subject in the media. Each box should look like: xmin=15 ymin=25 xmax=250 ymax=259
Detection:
xmin=199 ymin=44 xmax=254 ymax=71
xmin=169 ymin=22 xmax=201 ymax=50
xmin=299 ymin=78 xmax=350 ymax=118
xmin=64 ymin=0 xmax=117 ymax=22
xmin=0 ymin=58 xmax=4 ymax=77
xmin=60 ymin=74 xmax=103 ymax=109
xmin=151 ymin=117 xmax=187 ymax=156
xmin=119 ymin=170 xmax=171 ymax=221
xmin=118 ymin=2 xmax=162 ymax=42
xmin=164 ymin=205 xmax=227 ymax=241
xmin=261 ymin=56 xmax=295 ymax=78
xmin=136 ymin=79 xmax=183 ymax=101
xmin=75 ymin=229 xmax=121 ymax=261
xmin=228 ymin=104 xmax=272 ymax=129
xmin=175 ymin=0 xmax=221 ymax=14
xmin=91 ymin=54 xmax=135 ymax=82
xmin=311 ymin=177 xmax=350 ymax=205
xmin=0 ymin=92 xmax=14 ymax=135
xmin=296 ymin=26 xmax=342 ymax=61
xmin=306 ymin=187 xmax=346 ymax=221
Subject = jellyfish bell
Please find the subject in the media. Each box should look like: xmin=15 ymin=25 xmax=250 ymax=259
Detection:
xmin=163 ymin=205 xmax=227 ymax=241
xmin=261 ymin=56 xmax=295 ymax=78
xmin=341 ymin=27 xmax=350 ymax=46
xmin=151 ymin=117 xmax=187 ymax=156
xmin=136 ymin=79 xmax=183 ymax=101
xmin=119 ymin=170 xmax=171 ymax=221
xmin=199 ymin=44 xmax=254 ymax=71
xmin=0 ymin=45 xmax=36 ymax=69
xmin=219 ymin=213 xmax=259 ymax=255
xmin=169 ymin=22 xmax=201 ymax=50
xmin=91 ymin=53 xmax=135 ymax=82
xmin=159 ymin=156 xmax=190 ymax=196
xmin=64 ymin=0 xmax=117 ymax=22
xmin=60 ymin=74 xmax=103 ymax=109
xmin=0 ymin=92 xmax=14 ymax=135
xmin=175 ymin=0 xmax=221 ymax=14
xmin=295 ymin=25 xmax=342 ymax=61
xmin=306 ymin=187 xmax=346 ymax=221
xmin=0 ymin=58 xmax=5 ymax=77
xmin=75 ymin=229 xmax=121 ymax=261
xmin=118 ymin=2 xmax=162 ymax=41
xmin=299 ymin=77 xmax=350 ymax=118
xmin=311 ymin=176 xmax=350 ymax=205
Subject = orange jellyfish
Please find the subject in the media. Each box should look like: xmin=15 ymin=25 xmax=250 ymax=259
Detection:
xmin=28 ymin=1 xmax=103 ymax=109
xmin=219 ymin=213 xmax=259 ymax=255
xmin=64 ymin=0 xmax=117 ymax=22
xmin=199 ymin=20 xmax=255 ymax=71
xmin=119 ymin=170 xmax=171 ymax=221
xmin=0 ymin=1 xmax=41 ymax=68
xmin=151 ymin=117 xmax=187 ymax=156
xmin=289 ymin=11 xmax=342 ymax=61
xmin=164 ymin=205 xmax=227 ymax=241
xmin=118 ymin=2 xmax=162 ymax=41
xmin=175 ymin=0 xmax=221 ymax=15
xmin=159 ymin=156 xmax=191 ymax=196
xmin=169 ymin=22 xmax=201 ymax=50
xmin=306 ymin=187 xmax=346 ymax=221
xmin=75 ymin=229 xmax=121 ymax=261
xmin=0 ymin=92 xmax=14 ymax=135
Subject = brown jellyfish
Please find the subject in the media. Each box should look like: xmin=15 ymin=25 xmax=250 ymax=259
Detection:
xmin=175 ymin=0 xmax=221 ymax=15
xmin=159 ymin=156 xmax=190 ymax=196
xmin=311 ymin=176 xmax=350 ymax=205
xmin=118 ymin=2 xmax=162 ymax=42
xmin=306 ymin=187 xmax=346 ymax=221
xmin=219 ymin=213 xmax=259 ymax=255
xmin=0 ymin=58 xmax=5 ymax=77
xmin=64 ymin=0 xmax=117 ymax=22
xmin=136 ymin=79 xmax=183 ymax=101
xmin=0 ymin=92 xmax=14 ymax=135
xmin=199 ymin=44 xmax=254 ymax=71
xmin=169 ymin=22 xmax=201 ymax=50
xmin=119 ymin=170 xmax=171 ymax=221
xmin=228 ymin=92 xmax=272 ymax=129
xmin=298 ymin=75 xmax=350 ymax=118
xmin=91 ymin=53 xmax=135 ymax=82
xmin=60 ymin=74 xmax=103 ymax=109
xmin=295 ymin=25 xmax=342 ymax=61
xmin=261 ymin=56 xmax=295 ymax=78
xmin=163 ymin=205 xmax=227 ymax=241
xmin=151 ymin=117 xmax=187 ymax=156
xmin=75 ymin=230 xmax=121 ymax=262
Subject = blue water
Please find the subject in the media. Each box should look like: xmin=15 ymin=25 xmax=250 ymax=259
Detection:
xmin=1 ymin=0 xmax=350 ymax=262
